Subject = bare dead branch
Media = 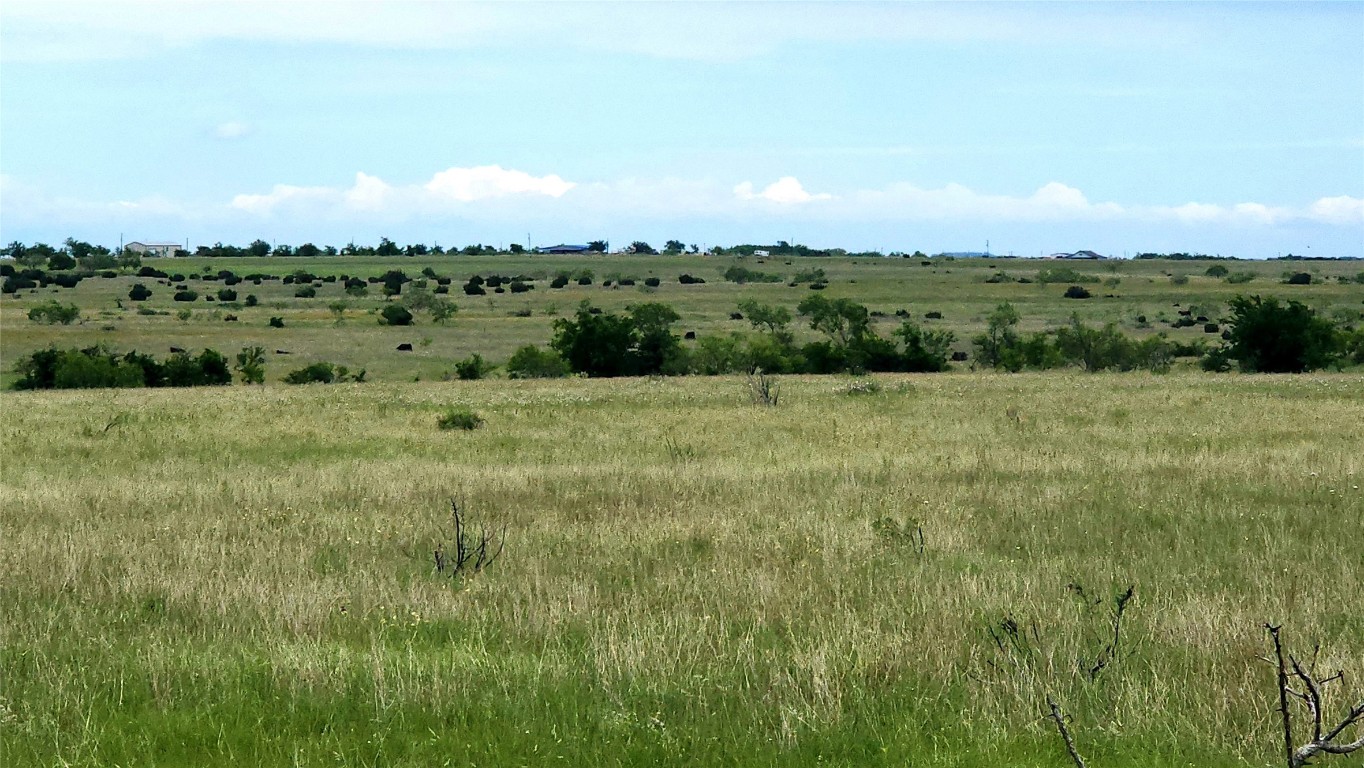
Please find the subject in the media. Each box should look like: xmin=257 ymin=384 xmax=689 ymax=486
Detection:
xmin=1046 ymin=695 xmax=1088 ymax=768
xmin=1267 ymin=623 xmax=1364 ymax=767
xmin=1268 ymin=624 xmax=1296 ymax=768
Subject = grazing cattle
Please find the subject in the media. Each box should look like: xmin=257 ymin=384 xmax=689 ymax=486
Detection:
xmin=396 ymin=343 xmax=413 ymax=351
xmin=684 ymin=331 xmax=696 ymax=340
xmin=169 ymin=346 xmax=186 ymax=353
xmin=951 ymin=351 xmax=969 ymax=362
xmin=275 ymin=349 xmax=290 ymax=355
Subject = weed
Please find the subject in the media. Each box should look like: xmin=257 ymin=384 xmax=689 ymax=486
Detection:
xmin=437 ymin=407 xmax=483 ymax=430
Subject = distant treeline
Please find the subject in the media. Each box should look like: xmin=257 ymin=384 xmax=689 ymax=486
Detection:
xmin=6 ymin=238 xmax=1360 ymax=265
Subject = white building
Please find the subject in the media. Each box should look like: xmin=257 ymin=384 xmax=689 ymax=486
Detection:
xmin=125 ymin=241 xmax=183 ymax=257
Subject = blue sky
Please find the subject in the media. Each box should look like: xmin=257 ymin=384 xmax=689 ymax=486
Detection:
xmin=2 ymin=1 xmax=1361 ymax=257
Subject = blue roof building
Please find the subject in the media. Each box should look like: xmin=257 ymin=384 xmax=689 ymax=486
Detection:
xmin=535 ymin=244 xmax=592 ymax=254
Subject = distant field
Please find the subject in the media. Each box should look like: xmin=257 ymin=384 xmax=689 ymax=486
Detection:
xmin=3 ymin=255 xmax=1361 ymax=385
xmin=2 ymin=373 xmax=1361 ymax=766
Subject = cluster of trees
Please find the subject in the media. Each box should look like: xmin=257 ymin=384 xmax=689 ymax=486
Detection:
xmin=973 ymin=304 xmax=1176 ymax=373
xmin=973 ymin=296 xmax=1361 ymax=374
xmin=13 ymin=346 xmax=232 ymax=390
xmin=504 ymin=295 xmax=956 ymax=379
xmin=3 ymin=239 xmax=141 ymax=272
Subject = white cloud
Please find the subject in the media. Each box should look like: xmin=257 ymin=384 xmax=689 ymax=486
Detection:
xmin=4 ymin=170 xmax=1360 ymax=257
xmin=425 ymin=165 xmax=574 ymax=202
xmin=1308 ymin=195 xmax=1364 ymax=225
xmin=230 ymin=183 xmax=335 ymax=215
xmin=344 ymin=172 xmax=392 ymax=211
xmin=734 ymin=177 xmax=834 ymax=204
xmin=226 ymin=166 xmax=573 ymax=218
xmin=213 ymin=121 xmax=251 ymax=140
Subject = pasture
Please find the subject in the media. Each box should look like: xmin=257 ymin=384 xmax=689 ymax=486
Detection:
xmin=2 ymin=371 xmax=1362 ymax=766
xmin=3 ymin=254 xmax=1361 ymax=385
xmin=2 ymin=253 xmax=1362 ymax=765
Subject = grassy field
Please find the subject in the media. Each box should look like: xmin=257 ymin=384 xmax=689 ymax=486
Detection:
xmin=2 ymin=372 xmax=1362 ymax=766
xmin=3 ymin=254 xmax=1361 ymax=386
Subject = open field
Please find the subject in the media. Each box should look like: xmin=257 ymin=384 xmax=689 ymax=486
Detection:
xmin=2 ymin=372 xmax=1362 ymax=766
xmin=3 ymin=255 xmax=1361 ymax=385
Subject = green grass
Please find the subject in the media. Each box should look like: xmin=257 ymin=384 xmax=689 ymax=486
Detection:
xmin=3 ymin=255 xmax=1361 ymax=386
xmin=2 ymin=373 xmax=1362 ymax=766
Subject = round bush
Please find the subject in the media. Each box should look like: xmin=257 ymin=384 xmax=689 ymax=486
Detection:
xmin=380 ymin=304 xmax=414 ymax=326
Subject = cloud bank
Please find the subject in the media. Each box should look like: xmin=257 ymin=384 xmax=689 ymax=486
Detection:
xmin=4 ymin=169 xmax=1361 ymax=253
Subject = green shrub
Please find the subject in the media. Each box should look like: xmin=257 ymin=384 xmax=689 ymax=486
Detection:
xmin=722 ymin=265 xmax=782 ymax=284
xmin=505 ymin=344 xmax=570 ymax=379
xmin=282 ymin=363 xmax=335 ymax=384
xmin=11 ymin=345 xmax=232 ymax=390
xmin=172 ymin=289 xmax=198 ymax=302
xmin=27 ymin=300 xmax=80 ymax=325
xmin=294 ymin=286 xmax=316 ymax=298
xmin=217 ymin=288 xmax=238 ymax=302
xmin=281 ymin=362 xmax=364 ymax=385
xmin=1204 ymin=265 xmax=1230 ymax=278
xmin=643 ymin=277 xmax=661 ymax=288
xmin=128 ymin=284 xmax=152 ymax=301
xmin=380 ymin=304 xmax=414 ymax=326
xmin=1062 ymin=285 xmax=1091 ymax=299
xmin=1223 ymin=295 xmax=1340 ymax=372
xmin=1225 ymin=272 xmax=1255 ymax=284
xmin=1036 ymin=267 xmax=1098 ymax=284
xmin=454 ymin=354 xmax=492 ymax=380
xmin=268 ymin=316 xmax=284 ymax=328
xmin=235 ymin=346 xmax=266 ymax=385
xmin=437 ymin=408 xmax=483 ymax=431
xmin=245 ymin=294 xmax=259 ymax=306
xmin=1283 ymin=272 xmax=1312 ymax=285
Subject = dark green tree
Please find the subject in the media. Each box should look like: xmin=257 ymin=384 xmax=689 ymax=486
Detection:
xmin=973 ymin=302 xmax=1022 ymax=370
xmin=629 ymin=302 xmax=683 ymax=375
xmin=552 ymin=303 xmax=638 ymax=377
xmin=797 ymin=294 xmax=871 ymax=347
xmin=1223 ymin=296 xmax=1340 ymax=373
xmin=894 ymin=321 xmax=955 ymax=372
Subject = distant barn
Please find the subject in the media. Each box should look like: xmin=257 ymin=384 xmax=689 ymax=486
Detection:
xmin=1049 ymin=250 xmax=1105 ymax=259
xmin=126 ymin=241 xmax=183 ymax=257
xmin=535 ymin=244 xmax=592 ymax=254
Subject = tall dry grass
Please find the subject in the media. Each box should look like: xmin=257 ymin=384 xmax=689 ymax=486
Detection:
xmin=1 ymin=372 xmax=1361 ymax=766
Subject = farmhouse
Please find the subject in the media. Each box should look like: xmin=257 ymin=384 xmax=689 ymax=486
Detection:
xmin=535 ymin=244 xmax=592 ymax=254
xmin=125 ymin=241 xmax=183 ymax=257
xmin=1049 ymin=250 xmax=1105 ymax=259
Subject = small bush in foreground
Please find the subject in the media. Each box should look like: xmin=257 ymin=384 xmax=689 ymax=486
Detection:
xmin=437 ymin=408 xmax=484 ymax=431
